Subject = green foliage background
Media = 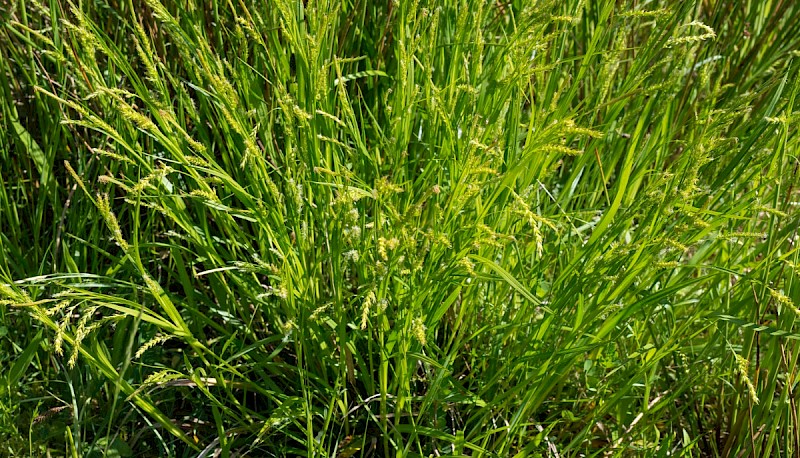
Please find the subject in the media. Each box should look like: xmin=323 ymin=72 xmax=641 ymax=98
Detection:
xmin=1 ymin=0 xmax=799 ymax=456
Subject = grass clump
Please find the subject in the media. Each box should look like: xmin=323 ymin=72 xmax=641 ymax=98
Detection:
xmin=1 ymin=0 xmax=799 ymax=456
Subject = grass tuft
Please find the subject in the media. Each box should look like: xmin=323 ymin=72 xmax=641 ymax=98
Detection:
xmin=2 ymin=0 xmax=800 ymax=456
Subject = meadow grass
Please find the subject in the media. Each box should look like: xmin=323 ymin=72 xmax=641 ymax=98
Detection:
xmin=1 ymin=0 xmax=799 ymax=456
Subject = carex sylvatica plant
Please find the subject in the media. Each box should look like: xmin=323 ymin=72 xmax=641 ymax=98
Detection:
xmin=2 ymin=0 xmax=799 ymax=456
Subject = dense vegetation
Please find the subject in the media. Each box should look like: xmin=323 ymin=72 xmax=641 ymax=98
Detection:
xmin=2 ymin=0 xmax=799 ymax=456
